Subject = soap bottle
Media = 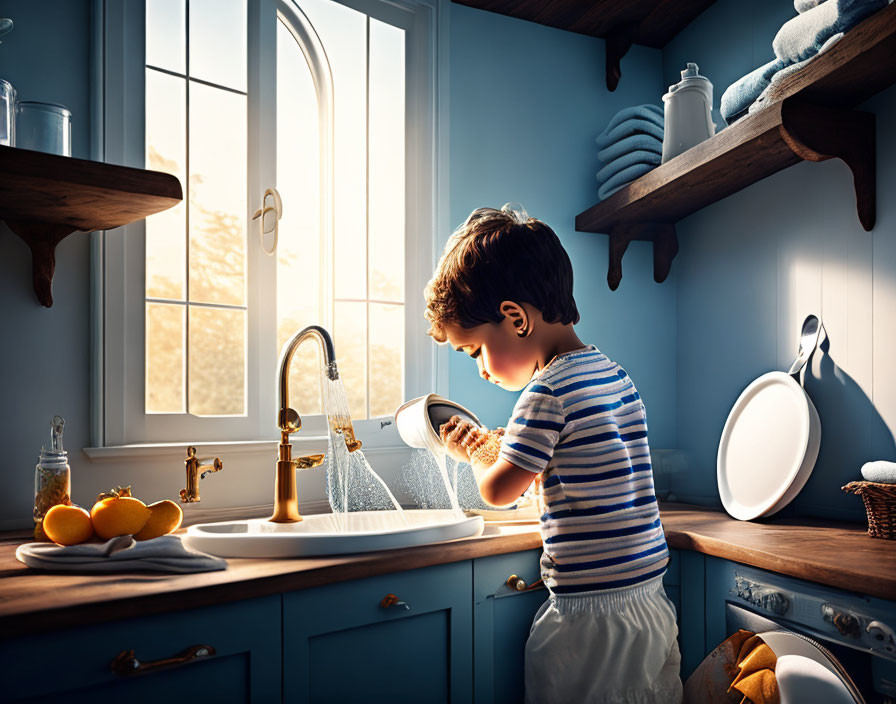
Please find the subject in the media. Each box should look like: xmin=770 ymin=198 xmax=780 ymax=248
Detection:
xmin=33 ymin=415 xmax=71 ymax=540
xmin=661 ymin=63 xmax=716 ymax=163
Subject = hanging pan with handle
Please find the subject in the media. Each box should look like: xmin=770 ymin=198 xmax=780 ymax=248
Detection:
xmin=717 ymin=315 xmax=823 ymax=521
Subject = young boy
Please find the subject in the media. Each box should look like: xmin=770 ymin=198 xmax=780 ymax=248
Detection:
xmin=425 ymin=204 xmax=682 ymax=704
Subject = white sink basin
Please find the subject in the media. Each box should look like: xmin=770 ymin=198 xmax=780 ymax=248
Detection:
xmin=183 ymin=509 xmax=484 ymax=558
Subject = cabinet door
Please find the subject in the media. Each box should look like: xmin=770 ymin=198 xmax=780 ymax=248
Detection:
xmin=0 ymin=596 xmax=281 ymax=704
xmin=283 ymin=561 xmax=473 ymax=704
xmin=473 ymin=549 xmax=546 ymax=704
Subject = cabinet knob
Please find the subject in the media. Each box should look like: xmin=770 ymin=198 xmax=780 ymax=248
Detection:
xmin=380 ymin=593 xmax=410 ymax=610
xmin=867 ymin=620 xmax=896 ymax=645
xmin=110 ymin=644 xmax=216 ymax=676
xmin=505 ymin=574 xmax=545 ymax=593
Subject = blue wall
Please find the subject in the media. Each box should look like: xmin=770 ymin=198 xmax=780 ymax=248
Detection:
xmin=0 ymin=0 xmax=92 ymax=529
xmin=447 ymin=5 xmax=678 ymax=450
xmin=664 ymin=0 xmax=896 ymax=519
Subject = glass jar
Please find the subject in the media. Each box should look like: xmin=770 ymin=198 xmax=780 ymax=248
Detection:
xmin=16 ymin=101 xmax=71 ymax=156
xmin=33 ymin=416 xmax=71 ymax=540
xmin=0 ymin=79 xmax=14 ymax=146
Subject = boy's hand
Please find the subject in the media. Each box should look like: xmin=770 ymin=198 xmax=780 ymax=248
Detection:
xmin=439 ymin=415 xmax=483 ymax=464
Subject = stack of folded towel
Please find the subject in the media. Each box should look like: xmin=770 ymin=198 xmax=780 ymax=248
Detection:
xmin=594 ymin=105 xmax=664 ymax=201
xmin=720 ymin=0 xmax=889 ymax=124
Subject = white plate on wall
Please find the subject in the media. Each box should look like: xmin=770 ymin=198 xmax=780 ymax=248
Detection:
xmin=717 ymin=371 xmax=821 ymax=521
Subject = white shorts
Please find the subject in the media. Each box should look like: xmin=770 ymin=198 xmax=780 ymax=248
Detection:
xmin=524 ymin=575 xmax=683 ymax=704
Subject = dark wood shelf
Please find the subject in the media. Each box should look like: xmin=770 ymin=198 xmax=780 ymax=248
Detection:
xmin=0 ymin=145 xmax=182 ymax=306
xmin=452 ymin=0 xmax=716 ymax=90
xmin=576 ymin=2 xmax=896 ymax=289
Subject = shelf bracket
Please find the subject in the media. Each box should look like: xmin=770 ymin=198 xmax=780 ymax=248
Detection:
xmin=604 ymin=23 xmax=636 ymax=92
xmin=780 ymin=99 xmax=876 ymax=231
xmin=5 ymin=220 xmax=79 ymax=307
xmin=607 ymin=222 xmax=678 ymax=290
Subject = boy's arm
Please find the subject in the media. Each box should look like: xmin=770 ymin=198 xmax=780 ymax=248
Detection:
xmin=441 ymin=416 xmax=537 ymax=507
xmin=471 ymin=457 xmax=537 ymax=508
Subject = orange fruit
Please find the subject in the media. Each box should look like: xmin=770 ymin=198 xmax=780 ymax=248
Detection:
xmin=90 ymin=495 xmax=151 ymax=539
xmin=134 ymin=500 xmax=183 ymax=541
xmin=42 ymin=504 xmax=94 ymax=546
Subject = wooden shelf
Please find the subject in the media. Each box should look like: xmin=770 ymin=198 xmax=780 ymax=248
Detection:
xmin=0 ymin=145 xmax=182 ymax=306
xmin=576 ymin=2 xmax=896 ymax=289
xmin=452 ymin=0 xmax=716 ymax=90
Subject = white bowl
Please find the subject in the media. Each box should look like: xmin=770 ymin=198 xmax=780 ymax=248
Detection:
xmin=394 ymin=394 xmax=482 ymax=452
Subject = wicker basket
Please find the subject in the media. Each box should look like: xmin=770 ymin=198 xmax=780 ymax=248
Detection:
xmin=842 ymin=481 xmax=896 ymax=540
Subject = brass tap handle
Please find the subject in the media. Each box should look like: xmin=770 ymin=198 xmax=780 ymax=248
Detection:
xmin=295 ymin=453 xmax=325 ymax=470
xmin=110 ymin=644 xmax=216 ymax=676
xmin=180 ymin=447 xmax=223 ymax=503
xmin=505 ymin=575 xmax=545 ymax=593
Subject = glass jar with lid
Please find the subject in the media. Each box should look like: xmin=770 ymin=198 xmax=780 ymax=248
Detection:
xmin=33 ymin=415 xmax=71 ymax=540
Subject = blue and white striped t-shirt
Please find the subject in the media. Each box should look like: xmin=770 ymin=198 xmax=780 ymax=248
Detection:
xmin=499 ymin=345 xmax=668 ymax=594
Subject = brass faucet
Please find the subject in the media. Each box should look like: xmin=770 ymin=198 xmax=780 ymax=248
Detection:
xmin=272 ymin=325 xmax=362 ymax=523
xmin=179 ymin=447 xmax=223 ymax=503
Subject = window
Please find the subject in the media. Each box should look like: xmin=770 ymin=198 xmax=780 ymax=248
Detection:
xmin=94 ymin=0 xmax=446 ymax=448
xmin=276 ymin=1 xmax=406 ymax=421
xmin=144 ymin=0 xmax=249 ymax=418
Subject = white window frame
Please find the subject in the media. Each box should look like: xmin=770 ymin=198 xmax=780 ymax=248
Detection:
xmin=89 ymin=0 xmax=449 ymax=451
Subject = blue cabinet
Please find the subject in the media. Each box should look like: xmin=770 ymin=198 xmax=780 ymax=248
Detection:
xmin=0 ymin=596 xmax=281 ymax=704
xmin=473 ymin=549 xmax=546 ymax=704
xmin=283 ymin=561 xmax=474 ymax=704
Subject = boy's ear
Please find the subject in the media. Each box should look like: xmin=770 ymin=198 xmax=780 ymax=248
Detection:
xmin=499 ymin=301 xmax=531 ymax=337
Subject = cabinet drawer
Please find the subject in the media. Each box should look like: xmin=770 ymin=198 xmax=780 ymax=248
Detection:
xmin=283 ymin=561 xmax=473 ymax=704
xmin=1 ymin=596 xmax=280 ymax=704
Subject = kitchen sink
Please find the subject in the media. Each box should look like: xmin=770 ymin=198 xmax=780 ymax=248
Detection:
xmin=183 ymin=509 xmax=484 ymax=558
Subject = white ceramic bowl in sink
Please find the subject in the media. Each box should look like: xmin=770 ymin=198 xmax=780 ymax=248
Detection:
xmin=183 ymin=509 xmax=484 ymax=558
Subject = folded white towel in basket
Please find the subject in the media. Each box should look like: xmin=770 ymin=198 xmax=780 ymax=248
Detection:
xmin=16 ymin=534 xmax=227 ymax=573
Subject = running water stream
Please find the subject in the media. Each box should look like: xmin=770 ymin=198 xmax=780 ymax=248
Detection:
xmin=320 ymin=371 xmax=465 ymax=530
xmin=321 ymin=371 xmax=407 ymax=531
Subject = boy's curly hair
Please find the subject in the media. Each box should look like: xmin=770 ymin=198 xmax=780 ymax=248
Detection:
xmin=425 ymin=204 xmax=579 ymax=341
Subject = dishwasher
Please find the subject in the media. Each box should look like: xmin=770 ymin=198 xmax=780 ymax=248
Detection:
xmin=720 ymin=564 xmax=896 ymax=702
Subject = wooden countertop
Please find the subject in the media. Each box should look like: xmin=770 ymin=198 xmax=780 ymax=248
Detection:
xmin=660 ymin=503 xmax=896 ymax=601
xmin=1 ymin=504 xmax=894 ymax=638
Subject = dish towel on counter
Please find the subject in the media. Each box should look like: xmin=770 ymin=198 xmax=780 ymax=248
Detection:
xmin=594 ymin=104 xmax=664 ymax=200
xmin=773 ymin=0 xmax=887 ymax=65
xmin=16 ymin=534 xmax=228 ymax=573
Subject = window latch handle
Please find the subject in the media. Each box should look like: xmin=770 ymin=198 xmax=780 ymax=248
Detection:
xmin=253 ymin=187 xmax=283 ymax=255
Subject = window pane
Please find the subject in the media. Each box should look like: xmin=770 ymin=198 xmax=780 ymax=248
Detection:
xmin=335 ymin=301 xmax=368 ymax=420
xmin=368 ymin=19 xmax=405 ymax=303
xmin=146 ymin=302 xmax=185 ymax=413
xmin=146 ymin=0 xmax=185 ymax=74
xmin=189 ymin=306 xmax=245 ymax=416
xmin=301 ymin=1 xmax=368 ymax=300
xmin=189 ymin=0 xmax=247 ymax=91
xmin=277 ymin=19 xmax=323 ymax=417
xmin=146 ymin=69 xmax=186 ymax=300
xmin=369 ymin=302 xmax=403 ymax=418
xmin=189 ymin=82 xmax=247 ymax=306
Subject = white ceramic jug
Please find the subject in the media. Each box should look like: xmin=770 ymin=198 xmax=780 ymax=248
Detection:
xmin=394 ymin=394 xmax=482 ymax=453
xmin=662 ymin=63 xmax=715 ymax=163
